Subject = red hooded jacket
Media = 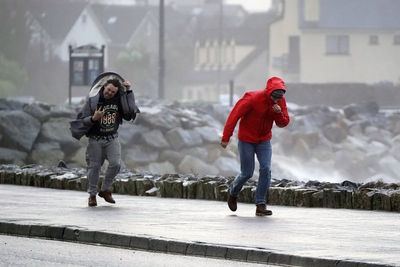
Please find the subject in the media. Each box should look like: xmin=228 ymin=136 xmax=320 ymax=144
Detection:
xmin=221 ymin=76 xmax=290 ymax=144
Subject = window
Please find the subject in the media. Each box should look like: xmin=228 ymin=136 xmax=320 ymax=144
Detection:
xmin=72 ymin=59 xmax=84 ymax=85
xmin=221 ymin=41 xmax=227 ymax=64
xmin=146 ymin=23 xmax=152 ymax=36
xmin=369 ymin=35 xmax=379 ymax=45
xmin=194 ymin=41 xmax=200 ymax=66
xmin=326 ymin=35 xmax=349 ymax=55
xmin=187 ymin=90 xmax=193 ymax=100
xmin=230 ymin=40 xmax=236 ymax=65
xmin=205 ymin=41 xmax=210 ymax=64
xmin=288 ymin=36 xmax=300 ymax=73
xmin=88 ymin=59 xmax=100 ymax=84
xmin=213 ymin=40 xmax=219 ymax=67
xmin=394 ymin=35 xmax=400 ymax=45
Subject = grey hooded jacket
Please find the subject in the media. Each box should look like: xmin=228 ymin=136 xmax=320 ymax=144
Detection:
xmin=69 ymin=72 xmax=140 ymax=140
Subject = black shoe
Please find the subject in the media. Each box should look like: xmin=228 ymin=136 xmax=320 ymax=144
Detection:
xmin=256 ymin=204 xmax=272 ymax=216
xmin=57 ymin=160 xmax=68 ymax=168
xmin=98 ymin=190 xmax=116 ymax=204
xmin=227 ymin=194 xmax=237 ymax=211
xmin=88 ymin=195 xmax=97 ymax=207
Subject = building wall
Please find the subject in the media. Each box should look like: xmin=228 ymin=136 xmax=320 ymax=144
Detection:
xmin=268 ymin=0 xmax=301 ymax=80
xmin=269 ymin=0 xmax=400 ymax=84
xmin=194 ymin=39 xmax=238 ymax=71
xmin=301 ymin=31 xmax=400 ymax=84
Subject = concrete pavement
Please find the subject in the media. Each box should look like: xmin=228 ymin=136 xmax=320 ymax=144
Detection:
xmin=0 ymin=185 xmax=399 ymax=267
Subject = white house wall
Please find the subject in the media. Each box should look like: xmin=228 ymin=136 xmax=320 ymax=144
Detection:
xmin=57 ymin=8 xmax=109 ymax=65
xmin=268 ymin=0 xmax=300 ymax=79
xmin=301 ymin=31 xmax=400 ymax=84
xmin=269 ymin=0 xmax=400 ymax=84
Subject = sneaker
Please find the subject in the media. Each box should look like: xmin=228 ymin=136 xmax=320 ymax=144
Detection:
xmin=256 ymin=204 xmax=272 ymax=216
xmin=88 ymin=195 xmax=97 ymax=207
xmin=98 ymin=190 xmax=116 ymax=204
xmin=227 ymin=194 xmax=237 ymax=211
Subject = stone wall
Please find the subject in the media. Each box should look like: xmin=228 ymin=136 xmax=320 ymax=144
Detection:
xmin=0 ymin=98 xmax=241 ymax=177
xmin=1 ymin=164 xmax=399 ymax=212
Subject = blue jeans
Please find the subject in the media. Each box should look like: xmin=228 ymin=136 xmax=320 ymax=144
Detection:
xmin=229 ymin=140 xmax=272 ymax=205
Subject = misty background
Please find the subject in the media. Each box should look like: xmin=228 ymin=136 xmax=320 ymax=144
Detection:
xmin=1 ymin=0 xmax=400 ymax=104
xmin=1 ymin=0 xmax=400 ymax=183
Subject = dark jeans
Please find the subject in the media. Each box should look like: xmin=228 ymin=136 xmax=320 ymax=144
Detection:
xmin=229 ymin=140 xmax=272 ymax=204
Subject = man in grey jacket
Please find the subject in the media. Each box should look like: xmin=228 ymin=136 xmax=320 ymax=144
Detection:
xmin=73 ymin=74 xmax=139 ymax=207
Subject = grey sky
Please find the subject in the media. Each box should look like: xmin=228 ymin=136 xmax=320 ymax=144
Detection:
xmin=225 ymin=0 xmax=271 ymax=12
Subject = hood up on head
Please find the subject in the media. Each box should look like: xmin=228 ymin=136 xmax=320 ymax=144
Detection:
xmin=265 ymin=76 xmax=286 ymax=96
xmin=88 ymin=71 xmax=125 ymax=98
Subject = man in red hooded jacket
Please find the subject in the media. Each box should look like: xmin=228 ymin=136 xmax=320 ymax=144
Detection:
xmin=220 ymin=76 xmax=290 ymax=216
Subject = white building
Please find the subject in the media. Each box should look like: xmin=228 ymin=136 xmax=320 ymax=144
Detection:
xmin=268 ymin=0 xmax=400 ymax=84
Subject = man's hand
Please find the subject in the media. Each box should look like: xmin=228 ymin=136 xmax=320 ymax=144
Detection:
xmin=220 ymin=141 xmax=229 ymax=149
xmin=272 ymin=103 xmax=281 ymax=113
xmin=92 ymin=106 xmax=104 ymax=121
xmin=122 ymin=80 xmax=132 ymax=91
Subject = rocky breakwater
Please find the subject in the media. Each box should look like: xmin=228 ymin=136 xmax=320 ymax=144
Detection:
xmin=0 ymin=164 xmax=399 ymax=212
xmin=0 ymin=97 xmax=239 ymax=177
xmin=116 ymin=98 xmax=240 ymax=176
xmin=0 ymin=97 xmax=400 ymax=183
xmin=272 ymin=102 xmax=400 ymax=183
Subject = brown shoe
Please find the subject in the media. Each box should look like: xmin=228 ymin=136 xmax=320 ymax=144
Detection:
xmin=88 ymin=195 xmax=97 ymax=207
xmin=227 ymin=194 xmax=237 ymax=211
xmin=98 ymin=190 xmax=116 ymax=204
xmin=256 ymin=204 xmax=272 ymax=216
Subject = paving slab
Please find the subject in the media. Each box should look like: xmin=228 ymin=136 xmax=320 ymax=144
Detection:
xmin=0 ymin=185 xmax=399 ymax=266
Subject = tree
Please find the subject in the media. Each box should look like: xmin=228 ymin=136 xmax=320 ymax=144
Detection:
xmin=0 ymin=0 xmax=31 ymax=65
xmin=0 ymin=0 xmax=31 ymax=97
xmin=0 ymin=54 xmax=29 ymax=97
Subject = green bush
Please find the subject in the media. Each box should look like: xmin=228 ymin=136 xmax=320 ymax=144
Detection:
xmin=0 ymin=53 xmax=28 ymax=97
xmin=0 ymin=80 xmax=17 ymax=97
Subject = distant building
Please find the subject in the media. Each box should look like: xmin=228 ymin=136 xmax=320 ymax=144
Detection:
xmin=25 ymin=0 xmax=276 ymax=102
xmin=268 ymin=0 xmax=400 ymax=84
xmin=28 ymin=1 xmax=108 ymax=64
xmin=90 ymin=4 xmax=192 ymax=98
xmin=26 ymin=0 xmax=110 ymax=102
xmin=182 ymin=4 xmax=276 ymax=102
